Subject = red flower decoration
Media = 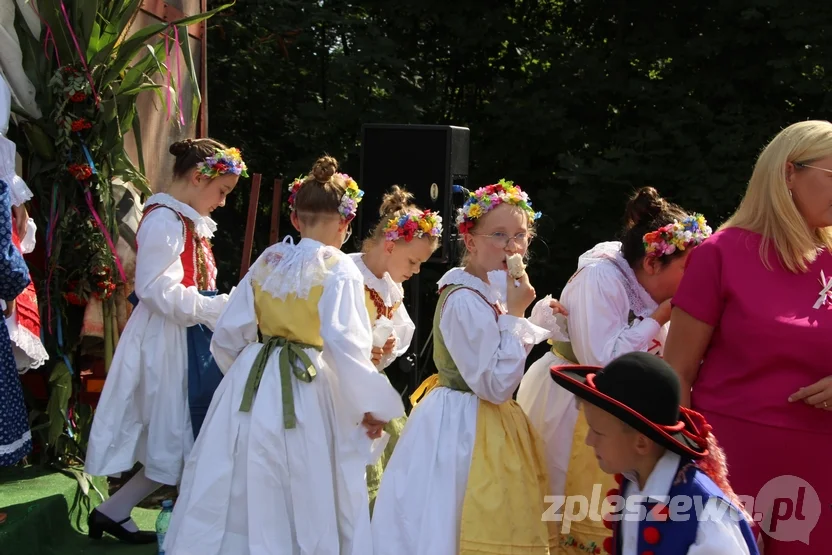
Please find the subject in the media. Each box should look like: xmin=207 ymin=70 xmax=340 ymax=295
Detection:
xmin=70 ymin=118 xmax=92 ymax=132
xmin=69 ymin=91 xmax=87 ymax=102
xmin=64 ymin=292 xmax=86 ymax=306
xmin=67 ymin=163 xmax=93 ymax=181
xmin=402 ymin=219 xmax=419 ymax=241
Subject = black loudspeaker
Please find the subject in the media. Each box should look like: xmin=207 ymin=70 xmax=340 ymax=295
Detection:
xmin=358 ymin=124 xmax=470 ymax=264
xmin=358 ymin=124 xmax=471 ymax=407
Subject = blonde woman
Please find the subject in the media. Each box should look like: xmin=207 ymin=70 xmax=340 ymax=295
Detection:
xmin=665 ymin=120 xmax=832 ymax=554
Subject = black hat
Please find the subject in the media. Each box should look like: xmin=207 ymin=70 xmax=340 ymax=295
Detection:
xmin=550 ymin=352 xmax=709 ymax=458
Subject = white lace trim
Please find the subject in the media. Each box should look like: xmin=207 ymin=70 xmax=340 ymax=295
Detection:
xmin=437 ymin=267 xmax=500 ymax=305
xmin=0 ymin=135 xmax=32 ymax=207
xmin=7 ymin=314 xmax=49 ymax=373
xmin=145 ymin=193 xmax=217 ymax=239
xmin=8 ymin=175 xmax=32 ymax=207
xmin=349 ymin=253 xmax=404 ymax=306
xmin=252 ymin=237 xmax=350 ymax=300
xmin=0 ymin=429 xmax=32 ymax=456
xmin=578 ymin=241 xmax=657 ymax=319
xmin=529 ymin=295 xmax=570 ymax=342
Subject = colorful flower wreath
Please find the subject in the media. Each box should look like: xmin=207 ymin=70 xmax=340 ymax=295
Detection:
xmin=455 ymin=179 xmax=541 ymax=235
xmin=287 ymin=173 xmax=364 ymax=221
xmin=383 ymin=210 xmax=443 ymax=242
xmin=643 ymin=214 xmax=712 ymax=258
xmin=196 ymin=147 xmax=249 ymax=179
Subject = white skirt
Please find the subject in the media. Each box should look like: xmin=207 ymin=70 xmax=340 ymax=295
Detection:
xmin=85 ymin=304 xmax=193 ymax=485
xmin=163 ymin=342 xmax=376 ymax=555
xmin=371 ymin=387 xmax=479 ymax=555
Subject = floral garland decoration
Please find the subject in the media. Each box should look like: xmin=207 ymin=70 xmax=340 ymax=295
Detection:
xmin=287 ymin=173 xmax=365 ymax=220
xmin=643 ymin=214 xmax=712 ymax=258
xmin=196 ymin=147 xmax=249 ymax=178
xmin=383 ymin=210 xmax=443 ymax=242
xmin=455 ymin=178 xmax=541 ymax=234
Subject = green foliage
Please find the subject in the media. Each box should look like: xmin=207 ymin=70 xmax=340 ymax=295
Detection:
xmin=207 ymin=0 xmax=832 ymax=292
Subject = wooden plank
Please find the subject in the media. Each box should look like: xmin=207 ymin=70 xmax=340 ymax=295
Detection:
xmin=140 ymin=0 xmax=204 ymax=39
xmin=270 ymin=178 xmax=283 ymax=244
xmin=240 ymin=173 xmax=262 ymax=279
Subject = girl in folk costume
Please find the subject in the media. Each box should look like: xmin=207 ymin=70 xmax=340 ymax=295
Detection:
xmin=0 ymin=176 xmax=33 ymax=466
xmin=516 ymin=187 xmax=712 ymax=554
xmin=85 ymin=139 xmax=245 ymax=544
xmin=372 ymin=180 xmax=562 ymax=555
xmin=348 ymin=185 xmax=442 ymax=512
xmin=0 ymin=132 xmax=48 ymax=373
xmin=162 ymin=157 xmax=405 ymax=555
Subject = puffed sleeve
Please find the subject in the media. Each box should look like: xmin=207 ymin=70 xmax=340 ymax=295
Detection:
xmin=319 ymin=270 xmax=405 ymax=423
xmin=566 ymin=264 xmax=662 ymax=366
xmin=133 ymin=208 xmax=228 ymax=329
xmin=0 ymin=180 xmax=29 ymax=301
xmin=672 ymin=238 xmax=724 ymax=326
xmin=440 ymin=289 xmax=547 ymax=404
xmin=688 ymin=499 xmax=752 ymax=555
xmin=209 ymin=273 xmax=258 ymax=373
xmin=377 ymin=300 xmax=416 ymax=371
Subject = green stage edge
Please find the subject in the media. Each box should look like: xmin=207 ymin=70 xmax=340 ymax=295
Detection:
xmin=0 ymin=467 xmax=158 ymax=555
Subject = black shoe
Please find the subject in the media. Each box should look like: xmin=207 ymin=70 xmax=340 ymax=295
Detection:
xmin=88 ymin=508 xmax=157 ymax=544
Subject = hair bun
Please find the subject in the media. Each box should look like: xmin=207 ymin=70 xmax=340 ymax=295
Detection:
xmin=169 ymin=139 xmax=194 ymax=157
xmin=624 ymin=186 xmax=667 ymax=229
xmin=311 ymin=155 xmax=338 ymax=183
xmin=379 ymin=185 xmax=415 ymax=217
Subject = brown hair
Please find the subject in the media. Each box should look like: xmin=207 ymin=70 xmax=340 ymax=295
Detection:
xmin=169 ymin=138 xmax=228 ymax=179
xmin=619 ymin=187 xmax=689 ymax=266
xmin=361 ymin=185 xmax=438 ymax=252
xmin=293 ymin=155 xmax=349 ymax=226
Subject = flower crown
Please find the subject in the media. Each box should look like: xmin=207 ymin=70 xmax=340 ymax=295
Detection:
xmin=643 ymin=214 xmax=712 ymax=258
xmin=196 ymin=147 xmax=249 ymax=179
xmin=287 ymin=173 xmax=364 ymax=221
xmin=383 ymin=210 xmax=443 ymax=242
xmin=455 ymin=179 xmax=541 ymax=235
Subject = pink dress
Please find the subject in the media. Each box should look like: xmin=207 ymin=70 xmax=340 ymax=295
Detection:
xmin=673 ymin=227 xmax=831 ymax=554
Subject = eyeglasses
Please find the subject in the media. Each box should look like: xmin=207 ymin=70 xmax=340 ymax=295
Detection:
xmin=341 ymin=225 xmax=352 ymax=246
xmin=472 ymin=231 xmax=530 ymax=248
xmin=794 ymin=162 xmax=832 ymax=174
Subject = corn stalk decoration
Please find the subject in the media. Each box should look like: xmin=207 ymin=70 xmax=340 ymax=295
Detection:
xmin=9 ymin=0 xmax=233 ymax=463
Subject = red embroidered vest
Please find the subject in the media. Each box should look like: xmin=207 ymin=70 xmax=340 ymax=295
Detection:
xmin=140 ymin=204 xmax=217 ymax=290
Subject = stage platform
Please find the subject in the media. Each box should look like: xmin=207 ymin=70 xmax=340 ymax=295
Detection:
xmin=0 ymin=466 xmax=158 ymax=555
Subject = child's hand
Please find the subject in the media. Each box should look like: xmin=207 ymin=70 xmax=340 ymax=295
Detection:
xmin=506 ymin=273 xmax=536 ymax=317
xmin=362 ymin=413 xmax=386 ymax=439
xmin=382 ymin=334 xmax=396 ymax=355
xmin=548 ymin=298 xmax=568 ymax=316
xmin=371 ymin=347 xmax=383 ymax=365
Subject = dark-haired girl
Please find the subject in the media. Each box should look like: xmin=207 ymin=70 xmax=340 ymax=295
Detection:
xmin=517 ymin=186 xmax=712 ymax=554
xmin=85 ymin=138 xmax=246 ymax=543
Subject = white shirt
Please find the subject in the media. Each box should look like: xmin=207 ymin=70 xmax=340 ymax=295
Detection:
xmin=620 ymin=451 xmax=752 ymax=555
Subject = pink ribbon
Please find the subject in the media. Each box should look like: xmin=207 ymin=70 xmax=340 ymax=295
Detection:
xmin=165 ymin=31 xmax=172 ymax=120
xmin=85 ymin=189 xmax=128 ymax=284
xmin=60 ymin=1 xmax=99 ymax=105
xmin=29 ymin=2 xmax=61 ymax=66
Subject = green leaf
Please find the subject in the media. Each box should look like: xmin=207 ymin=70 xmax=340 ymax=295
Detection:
xmin=46 ymin=362 xmax=73 ymax=448
xmin=75 ymin=0 xmax=98 ymax=56
xmin=178 ymin=25 xmax=202 ymax=125
xmin=89 ymin=0 xmax=142 ymax=67
xmin=132 ymin=111 xmax=146 ymax=177
xmin=100 ymin=2 xmax=236 ymax=90
xmin=118 ymin=41 xmax=167 ymax=95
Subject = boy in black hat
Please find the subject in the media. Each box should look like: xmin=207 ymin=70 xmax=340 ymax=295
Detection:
xmin=550 ymin=351 xmax=759 ymax=555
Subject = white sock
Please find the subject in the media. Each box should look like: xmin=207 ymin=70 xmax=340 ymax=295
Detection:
xmin=96 ymin=468 xmax=162 ymax=532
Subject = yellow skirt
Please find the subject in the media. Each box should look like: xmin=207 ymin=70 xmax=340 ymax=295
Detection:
xmin=460 ymin=398 xmax=558 ymax=554
xmin=555 ymin=409 xmax=616 ymax=555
